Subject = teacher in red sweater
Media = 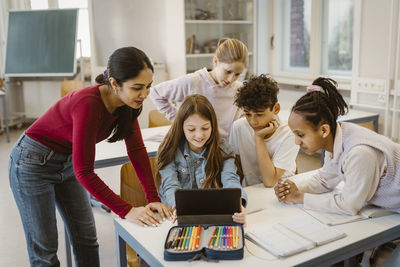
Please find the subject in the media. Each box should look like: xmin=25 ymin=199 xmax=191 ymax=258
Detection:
xmin=8 ymin=47 xmax=172 ymax=267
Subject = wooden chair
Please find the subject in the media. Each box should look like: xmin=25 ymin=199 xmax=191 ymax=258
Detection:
xmin=148 ymin=109 xmax=172 ymax=128
xmin=358 ymin=122 xmax=375 ymax=131
xmin=61 ymin=79 xmax=85 ymax=267
xmin=120 ymin=109 xmax=170 ymax=266
xmin=120 ymin=159 xmax=159 ymax=267
xmin=61 ymin=80 xmax=84 ymax=97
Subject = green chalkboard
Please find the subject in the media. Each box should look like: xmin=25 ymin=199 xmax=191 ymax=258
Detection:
xmin=4 ymin=9 xmax=78 ymax=77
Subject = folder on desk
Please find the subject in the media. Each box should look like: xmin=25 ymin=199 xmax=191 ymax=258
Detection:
xmin=245 ymin=212 xmax=346 ymax=257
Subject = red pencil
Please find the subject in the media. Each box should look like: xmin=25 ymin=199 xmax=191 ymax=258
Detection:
xmin=195 ymin=225 xmax=202 ymax=248
xmin=229 ymin=226 xmax=233 ymax=249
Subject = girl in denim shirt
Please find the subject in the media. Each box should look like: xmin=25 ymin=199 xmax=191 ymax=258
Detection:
xmin=156 ymin=94 xmax=247 ymax=224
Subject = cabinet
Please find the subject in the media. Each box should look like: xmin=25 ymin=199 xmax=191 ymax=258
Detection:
xmin=184 ymin=0 xmax=256 ymax=77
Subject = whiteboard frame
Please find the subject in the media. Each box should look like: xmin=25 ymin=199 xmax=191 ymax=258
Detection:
xmin=3 ymin=8 xmax=78 ymax=78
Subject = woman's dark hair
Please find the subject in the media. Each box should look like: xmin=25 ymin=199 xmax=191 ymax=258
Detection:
xmin=291 ymin=77 xmax=348 ymax=135
xmin=95 ymin=47 xmax=154 ymax=142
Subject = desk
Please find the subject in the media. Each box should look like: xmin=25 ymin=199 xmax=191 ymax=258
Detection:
xmin=65 ymin=126 xmax=170 ymax=266
xmin=94 ymin=110 xmax=380 ymax=169
xmin=114 ymin=171 xmax=400 ymax=267
xmin=0 ymin=91 xmax=10 ymax=142
xmin=94 ymin=125 xmax=170 ymax=169
xmin=279 ymin=108 xmax=379 ymax=132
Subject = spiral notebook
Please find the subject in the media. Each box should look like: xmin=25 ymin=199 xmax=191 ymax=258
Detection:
xmin=245 ymin=213 xmax=346 ymax=257
xmin=302 ymin=205 xmax=394 ymax=226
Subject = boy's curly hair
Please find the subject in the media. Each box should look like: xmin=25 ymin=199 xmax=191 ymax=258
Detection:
xmin=234 ymin=74 xmax=279 ymax=110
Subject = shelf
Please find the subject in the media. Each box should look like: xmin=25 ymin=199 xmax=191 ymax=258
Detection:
xmin=186 ymin=52 xmax=253 ymax=58
xmin=185 ymin=20 xmax=253 ymax=24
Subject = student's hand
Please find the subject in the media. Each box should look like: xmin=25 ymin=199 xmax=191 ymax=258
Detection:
xmin=274 ymin=179 xmax=303 ymax=204
xmin=232 ymin=205 xmax=246 ymax=227
xmin=171 ymin=205 xmax=177 ymax=223
xmin=274 ymin=178 xmax=290 ymax=201
xmin=254 ymin=120 xmax=280 ymax=139
xmin=125 ymin=205 xmax=161 ymax=227
xmin=146 ymin=202 xmax=174 ymax=222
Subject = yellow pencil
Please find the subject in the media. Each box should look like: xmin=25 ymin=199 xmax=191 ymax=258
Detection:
xmin=189 ymin=226 xmax=196 ymax=251
xmin=187 ymin=226 xmax=196 ymax=250
xmin=235 ymin=226 xmax=239 ymax=248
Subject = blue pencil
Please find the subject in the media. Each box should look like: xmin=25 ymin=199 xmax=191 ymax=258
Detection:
xmin=218 ymin=226 xmax=223 ymax=248
xmin=185 ymin=226 xmax=193 ymax=250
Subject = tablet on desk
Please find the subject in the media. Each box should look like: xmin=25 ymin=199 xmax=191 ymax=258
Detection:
xmin=175 ymin=188 xmax=241 ymax=225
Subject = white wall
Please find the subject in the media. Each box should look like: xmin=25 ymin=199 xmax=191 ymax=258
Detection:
xmin=1 ymin=0 xmax=399 ymax=136
xmin=90 ymin=0 xmax=167 ymax=67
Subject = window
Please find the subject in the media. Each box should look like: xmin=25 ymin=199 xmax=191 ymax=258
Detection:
xmin=30 ymin=0 xmax=91 ymax=58
xmin=30 ymin=0 xmax=48 ymax=9
xmin=58 ymin=0 xmax=91 ymax=58
xmin=281 ymin=0 xmax=312 ymax=73
xmin=321 ymin=0 xmax=354 ymax=75
xmin=273 ymin=0 xmax=354 ymax=85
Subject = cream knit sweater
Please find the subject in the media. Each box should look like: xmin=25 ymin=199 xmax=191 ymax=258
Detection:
xmin=298 ymin=122 xmax=400 ymax=215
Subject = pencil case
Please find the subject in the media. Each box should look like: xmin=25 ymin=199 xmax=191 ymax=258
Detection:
xmin=163 ymin=224 xmax=244 ymax=261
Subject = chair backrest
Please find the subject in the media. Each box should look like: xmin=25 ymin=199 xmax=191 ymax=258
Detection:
xmin=148 ymin=109 xmax=172 ymax=128
xmin=61 ymin=80 xmax=85 ymax=97
xmin=120 ymin=158 xmax=160 ymax=207
xmin=358 ymin=122 xmax=375 ymax=131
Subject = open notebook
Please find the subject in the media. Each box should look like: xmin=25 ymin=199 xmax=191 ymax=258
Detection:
xmin=302 ymin=205 xmax=394 ymax=226
xmin=245 ymin=215 xmax=346 ymax=257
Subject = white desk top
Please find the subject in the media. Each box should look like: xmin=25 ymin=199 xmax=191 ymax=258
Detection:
xmin=95 ymin=108 xmax=379 ymax=168
xmin=114 ymin=171 xmax=400 ymax=266
xmin=279 ymin=108 xmax=379 ymax=123
xmin=94 ymin=126 xmax=170 ymax=168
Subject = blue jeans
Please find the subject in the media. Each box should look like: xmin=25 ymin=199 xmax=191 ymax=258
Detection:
xmin=9 ymin=134 xmax=99 ymax=267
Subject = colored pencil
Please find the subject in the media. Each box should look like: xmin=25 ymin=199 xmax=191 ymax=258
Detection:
xmin=166 ymin=228 xmax=177 ymax=249
xmin=176 ymin=227 xmax=186 ymax=250
xmin=223 ymin=227 xmax=226 ymax=249
xmin=179 ymin=227 xmax=189 ymax=250
xmin=188 ymin=226 xmax=196 ymax=250
xmin=171 ymin=228 xmax=182 ymax=249
xmin=218 ymin=226 xmax=223 ymax=248
xmin=195 ymin=225 xmax=201 ymax=249
xmin=214 ymin=226 xmax=221 ymax=248
xmin=229 ymin=226 xmax=233 ymax=249
xmin=235 ymin=226 xmax=239 ymax=248
xmin=208 ymin=226 xmax=217 ymax=248
xmin=184 ymin=226 xmax=193 ymax=250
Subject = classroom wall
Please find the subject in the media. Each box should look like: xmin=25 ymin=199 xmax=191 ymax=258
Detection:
xmin=89 ymin=0 xmax=167 ymax=67
xmin=0 ymin=0 xmax=397 ymax=134
xmin=357 ymin=0 xmax=392 ymax=78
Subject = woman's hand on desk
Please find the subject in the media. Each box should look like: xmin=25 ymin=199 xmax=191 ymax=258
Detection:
xmin=274 ymin=179 xmax=304 ymax=204
xmin=125 ymin=202 xmax=173 ymax=227
xmin=232 ymin=205 xmax=246 ymax=226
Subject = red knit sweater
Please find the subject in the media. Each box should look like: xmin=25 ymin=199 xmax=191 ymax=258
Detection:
xmin=26 ymin=85 xmax=160 ymax=218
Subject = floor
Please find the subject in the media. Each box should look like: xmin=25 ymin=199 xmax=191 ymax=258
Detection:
xmin=0 ymin=126 xmax=395 ymax=266
xmin=0 ymin=126 xmax=120 ymax=267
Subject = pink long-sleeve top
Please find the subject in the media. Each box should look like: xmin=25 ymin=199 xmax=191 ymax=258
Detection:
xmin=26 ymin=84 xmax=160 ymax=218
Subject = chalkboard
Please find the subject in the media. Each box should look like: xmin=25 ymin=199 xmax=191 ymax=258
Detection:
xmin=4 ymin=9 xmax=78 ymax=77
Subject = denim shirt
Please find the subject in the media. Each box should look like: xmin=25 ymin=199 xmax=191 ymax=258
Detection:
xmin=159 ymin=139 xmax=247 ymax=208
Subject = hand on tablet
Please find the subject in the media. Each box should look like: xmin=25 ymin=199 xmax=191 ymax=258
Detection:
xmin=125 ymin=202 xmax=173 ymax=227
xmin=147 ymin=202 xmax=174 ymax=221
xmin=232 ymin=205 xmax=246 ymax=226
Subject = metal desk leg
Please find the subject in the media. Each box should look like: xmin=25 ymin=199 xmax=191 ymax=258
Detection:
xmin=117 ymin=235 xmax=127 ymax=267
xmin=65 ymin=227 xmax=73 ymax=267
xmin=1 ymin=93 xmax=10 ymax=142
